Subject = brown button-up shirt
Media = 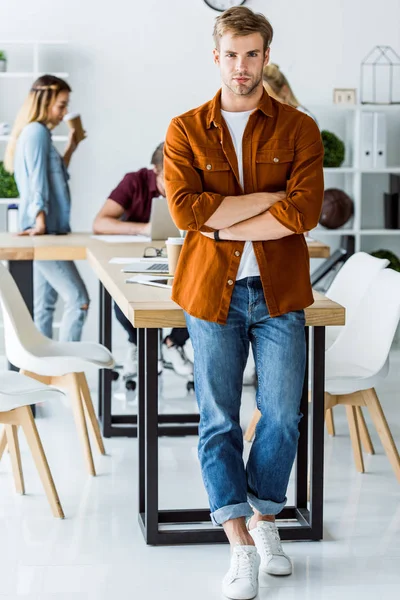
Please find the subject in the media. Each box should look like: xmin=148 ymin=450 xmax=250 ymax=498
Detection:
xmin=164 ymin=89 xmax=324 ymax=324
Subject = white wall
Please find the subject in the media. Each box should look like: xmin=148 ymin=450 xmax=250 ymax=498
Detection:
xmin=1 ymin=0 xmax=400 ymax=343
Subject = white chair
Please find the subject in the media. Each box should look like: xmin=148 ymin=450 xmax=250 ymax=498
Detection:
xmin=325 ymin=268 xmax=400 ymax=480
xmin=0 ymin=371 xmax=65 ymax=517
xmin=325 ymin=252 xmax=389 ymax=350
xmin=0 ymin=262 xmax=115 ymax=476
xmin=323 ymin=252 xmax=389 ymax=435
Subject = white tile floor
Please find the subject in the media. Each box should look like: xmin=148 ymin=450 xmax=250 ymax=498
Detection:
xmin=0 ymin=348 xmax=400 ymax=599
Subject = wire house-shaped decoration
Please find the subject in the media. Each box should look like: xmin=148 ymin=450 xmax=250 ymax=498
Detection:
xmin=360 ymin=45 xmax=400 ymax=104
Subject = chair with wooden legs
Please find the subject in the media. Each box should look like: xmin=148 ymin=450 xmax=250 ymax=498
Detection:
xmin=323 ymin=252 xmax=389 ymax=436
xmin=324 ymin=268 xmax=400 ymax=480
xmin=0 ymin=263 xmax=115 ymax=476
xmin=0 ymin=371 xmax=65 ymax=517
xmin=245 ymin=269 xmax=400 ymax=480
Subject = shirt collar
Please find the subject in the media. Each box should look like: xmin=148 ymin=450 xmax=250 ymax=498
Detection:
xmin=206 ymin=87 xmax=274 ymax=129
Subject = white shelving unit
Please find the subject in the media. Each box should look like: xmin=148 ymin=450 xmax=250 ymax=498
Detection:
xmin=0 ymin=41 xmax=69 ymax=214
xmin=312 ymin=104 xmax=400 ymax=254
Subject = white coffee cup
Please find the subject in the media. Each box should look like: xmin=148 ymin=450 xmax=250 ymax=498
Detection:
xmin=165 ymin=237 xmax=185 ymax=275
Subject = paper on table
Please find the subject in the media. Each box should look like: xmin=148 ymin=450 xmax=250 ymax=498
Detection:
xmin=92 ymin=234 xmax=151 ymax=243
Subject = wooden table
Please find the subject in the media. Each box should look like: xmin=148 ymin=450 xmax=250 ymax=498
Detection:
xmin=0 ymin=233 xmax=343 ymax=545
xmin=0 ymin=232 xmax=331 ymax=436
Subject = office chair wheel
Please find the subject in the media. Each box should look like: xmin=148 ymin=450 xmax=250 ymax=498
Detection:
xmin=186 ymin=380 xmax=195 ymax=392
xmin=125 ymin=378 xmax=137 ymax=392
xmin=111 ymin=370 xmax=120 ymax=382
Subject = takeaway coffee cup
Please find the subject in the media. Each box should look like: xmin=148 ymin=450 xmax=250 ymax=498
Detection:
xmin=166 ymin=237 xmax=185 ymax=276
xmin=63 ymin=112 xmax=85 ymax=144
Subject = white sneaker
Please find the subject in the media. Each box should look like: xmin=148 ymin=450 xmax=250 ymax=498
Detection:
xmin=162 ymin=344 xmax=193 ymax=376
xmin=222 ymin=545 xmax=260 ymax=600
xmin=122 ymin=342 xmax=137 ymax=377
xmin=249 ymin=521 xmax=292 ymax=576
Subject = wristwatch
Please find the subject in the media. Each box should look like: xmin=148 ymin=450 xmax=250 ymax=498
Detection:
xmin=214 ymin=230 xmax=221 ymax=241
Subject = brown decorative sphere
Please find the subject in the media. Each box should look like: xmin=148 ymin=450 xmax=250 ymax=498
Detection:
xmin=319 ymin=188 xmax=354 ymax=229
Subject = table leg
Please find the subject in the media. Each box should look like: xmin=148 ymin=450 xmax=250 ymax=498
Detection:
xmin=98 ymin=281 xmax=112 ymax=437
xmin=309 ymin=326 xmax=325 ymax=540
xmin=296 ymin=327 xmax=309 ymax=509
xmin=8 ymin=260 xmax=35 ymax=415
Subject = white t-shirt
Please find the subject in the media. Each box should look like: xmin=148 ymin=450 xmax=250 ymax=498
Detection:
xmin=221 ymin=109 xmax=260 ymax=280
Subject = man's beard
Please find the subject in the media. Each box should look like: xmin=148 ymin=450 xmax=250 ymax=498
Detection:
xmin=225 ymin=72 xmax=263 ymax=97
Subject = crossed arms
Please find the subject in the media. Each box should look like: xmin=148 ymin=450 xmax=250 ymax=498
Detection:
xmin=164 ymin=114 xmax=324 ymax=242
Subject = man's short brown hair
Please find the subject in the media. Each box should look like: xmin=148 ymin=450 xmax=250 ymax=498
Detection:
xmin=151 ymin=142 xmax=164 ymax=172
xmin=213 ymin=6 xmax=273 ymax=53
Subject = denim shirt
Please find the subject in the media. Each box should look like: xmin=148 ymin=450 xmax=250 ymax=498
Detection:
xmin=14 ymin=122 xmax=71 ymax=234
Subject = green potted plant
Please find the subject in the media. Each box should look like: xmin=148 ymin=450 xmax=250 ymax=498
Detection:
xmin=0 ymin=50 xmax=7 ymax=72
xmin=0 ymin=162 xmax=19 ymax=199
xmin=321 ymin=130 xmax=345 ymax=168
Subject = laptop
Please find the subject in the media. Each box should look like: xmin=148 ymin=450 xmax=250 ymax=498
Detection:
xmin=122 ymin=197 xmax=180 ymax=274
xmin=122 ymin=257 xmax=169 ymax=274
xmin=150 ymin=196 xmax=180 ymax=240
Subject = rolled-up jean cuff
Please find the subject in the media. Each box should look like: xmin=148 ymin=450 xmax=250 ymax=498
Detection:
xmin=247 ymin=493 xmax=287 ymax=516
xmin=211 ymin=502 xmax=254 ymax=526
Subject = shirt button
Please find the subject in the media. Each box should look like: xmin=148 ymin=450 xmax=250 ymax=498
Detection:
xmin=273 ymin=157 xmax=279 ymax=163
xmin=234 ymin=251 xmax=240 ymax=257
xmin=206 ymin=164 xmax=212 ymax=170
xmin=228 ymin=279 xmax=234 ymax=286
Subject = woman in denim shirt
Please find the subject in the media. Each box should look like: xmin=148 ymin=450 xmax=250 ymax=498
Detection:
xmin=4 ymin=75 xmax=89 ymax=341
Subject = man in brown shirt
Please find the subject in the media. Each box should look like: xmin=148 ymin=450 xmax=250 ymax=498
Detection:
xmin=93 ymin=143 xmax=192 ymax=380
xmin=164 ymin=7 xmax=323 ymax=599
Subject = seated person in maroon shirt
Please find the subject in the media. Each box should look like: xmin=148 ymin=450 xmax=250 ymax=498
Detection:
xmin=93 ymin=142 xmax=193 ymax=378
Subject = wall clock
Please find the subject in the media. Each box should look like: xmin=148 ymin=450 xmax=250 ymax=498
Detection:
xmin=203 ymin=1 xmax=247 ymax=13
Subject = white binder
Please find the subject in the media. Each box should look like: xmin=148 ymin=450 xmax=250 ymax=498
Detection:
xmin=360 ymin=112 xmax=374 ymax=169
xmin=373 ymin=112 xmax=387 ymax=168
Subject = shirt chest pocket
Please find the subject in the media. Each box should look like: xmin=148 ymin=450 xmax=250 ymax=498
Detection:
xmin=193 ymin=155 xmax=232 ymax=195
xmin=256 ymin=148 xmax=294 ymax=189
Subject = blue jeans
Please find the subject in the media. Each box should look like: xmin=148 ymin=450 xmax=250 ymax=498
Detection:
xmin=185 ymin=277 xmax=306 ymax=526
xmin=34 ymin=260 xmax=90 ymax=342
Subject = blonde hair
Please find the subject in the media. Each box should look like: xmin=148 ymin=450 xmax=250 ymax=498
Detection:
xmin=4 ymin=75 xmax=71 ymax=173
xmin=262 ymin=63 xmax=300 ymax=108
xmin=213 ymin=6 xmax=273 ymax=53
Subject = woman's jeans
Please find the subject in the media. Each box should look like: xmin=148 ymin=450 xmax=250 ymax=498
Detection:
xmin=185 ymin=277 xmax=306 ymax=526
xmin=34 ymin=260 xmax=90 ymax=342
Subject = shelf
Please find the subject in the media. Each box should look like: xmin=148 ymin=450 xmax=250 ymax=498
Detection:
xmin=324 ymin=167 xmax=356 ymax=173
xmin=309 ymin=104 xmax=400 ymax=112
xmin=314 ymin=228 xmax=400 ymax=236
xmin=313 ymin=228 xmax=356 ymax=235
xmin=360 ymin=230 xmax=400 ymax=235
xmin=361 ymin=168 xmax=400 ymax=174
xmin=0 ymin=135 xmax=68 ymax=142
xmin=0 ymin=198 xmax=19 ymax=205
xmin=0 ymin=72 xmax=69 ymax=78
xmin=0 ymin=40 xmax=68 ymax=45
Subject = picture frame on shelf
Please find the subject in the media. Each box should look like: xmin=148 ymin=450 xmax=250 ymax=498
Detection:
xmin=333 ymin=88 xmax=357 ymax=105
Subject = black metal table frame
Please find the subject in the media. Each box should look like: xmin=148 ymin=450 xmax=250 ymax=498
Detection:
xmin=137 ymin=325 xmax=325 ymax=545
xmin=98 ymin=282 xmax=200 ymax=438
xmin=8 ymin=263 xmax=326 ymax=544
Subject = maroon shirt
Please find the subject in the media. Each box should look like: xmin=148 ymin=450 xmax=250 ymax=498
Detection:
xmin=108 ymin=168 xmax=159 ymax=222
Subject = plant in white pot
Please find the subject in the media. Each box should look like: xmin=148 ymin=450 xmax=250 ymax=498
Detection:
xmin=0 ymin=50 xmax=7 ymax=72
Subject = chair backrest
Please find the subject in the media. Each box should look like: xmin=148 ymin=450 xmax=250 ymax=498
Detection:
xmin=327 ymin=268 xmax=400 ymax=375
xmin=0 ymin=262 xmax=44 ymax=364
xmin=325 ymin=252 xmax=389 ymax=348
